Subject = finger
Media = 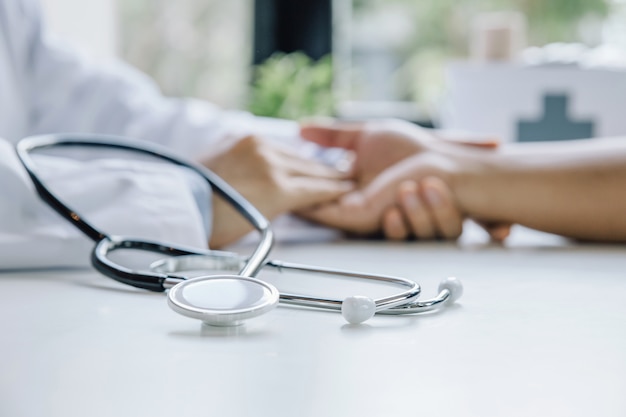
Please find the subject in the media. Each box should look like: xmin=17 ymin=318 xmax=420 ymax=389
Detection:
xmin=256 ymin=138 xmax=351 ymax=179
xmin=297 ymin=201 xmax=360 ymax=231
xmin=419 ymin=177 xmax=463 ymax=240
xmin=299 ymin=163 xmax=408 ymax=233
xmin=274 ymin=147 xmax=351 ymax=179
xmin=488 ymin=224 xmax=511 ymax=242
xmin=287 ymin=177 xmax=355 ymax=211
xmin=297 ymin=191 xmax=381 ymax=233
xmin=483 ymin=222 xmax=512 ymax=242
xmin=382 ymin=206 xmax=410 ymax=241
xmin=397 ymin=180 xmax=436 ymax=239
xmin=299 ymin=122 xmax=365 ymax=150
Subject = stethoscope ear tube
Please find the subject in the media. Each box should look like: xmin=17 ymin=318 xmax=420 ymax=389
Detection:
xmin=16 ymin=134 xmax=275 ymax=280
xmin=91 ymin=237 xmax=199 ymax=292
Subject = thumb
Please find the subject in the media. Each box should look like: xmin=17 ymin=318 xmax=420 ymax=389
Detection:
xmin=288 ymin=178 xmax=354 ymax=212
xmin=296 ymin=191 xmax=382 ymax=233
xmin=298 ymin=175 xmax=398 ymax=234
xmin=476 ymin=220 xmax=512 ymax=242
xmin=299 ymin=122 xmax=364 ymax=150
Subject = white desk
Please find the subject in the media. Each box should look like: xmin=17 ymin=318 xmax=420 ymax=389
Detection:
xmin=1 ymin=227 xmax=626 ymax=417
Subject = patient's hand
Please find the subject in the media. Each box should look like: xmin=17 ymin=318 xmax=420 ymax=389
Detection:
xmin=384 ymin=178 xmax=512 ymax=242
xmin=202 ymin=135 xmax=353 ymax=248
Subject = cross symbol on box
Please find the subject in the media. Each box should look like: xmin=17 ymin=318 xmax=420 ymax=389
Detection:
xmin=517 ymin=94 xmax=595 ymax=142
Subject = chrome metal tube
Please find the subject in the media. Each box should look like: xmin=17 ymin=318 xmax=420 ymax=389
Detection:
xmin=265 ymin=260 xmax=421 ymax=312
xmin=377 ymin=288 xmax=451 ymax=315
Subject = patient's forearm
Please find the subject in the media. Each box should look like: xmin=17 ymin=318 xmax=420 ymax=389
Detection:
xmin=453 ymin=138 xmax=626 ymax=241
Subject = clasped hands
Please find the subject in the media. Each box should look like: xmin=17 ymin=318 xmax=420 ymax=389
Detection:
xmin=202 ymin=120 xmax=510 ymax=248
xmin=298 ymin=119 xmax=510 ymax=242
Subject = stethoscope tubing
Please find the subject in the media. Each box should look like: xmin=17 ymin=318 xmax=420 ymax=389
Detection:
xmin=16 ymin=134 xmax=274 ymax=283
xmin=151 ymin=254 xmax=425 ymax=314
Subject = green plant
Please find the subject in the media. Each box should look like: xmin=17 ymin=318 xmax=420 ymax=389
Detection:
xmin=248 ymin=52 xmax=335 ymax=120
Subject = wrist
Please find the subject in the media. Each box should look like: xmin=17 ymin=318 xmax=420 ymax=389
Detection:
xmin=447 ymin=146 xmax=502 ymax=220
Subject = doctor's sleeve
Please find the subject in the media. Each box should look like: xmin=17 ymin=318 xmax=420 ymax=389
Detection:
xmin=19 ymin=0 xmax=278 ymax=160
xmin=0 ymin=137 xmax=211 ymax=270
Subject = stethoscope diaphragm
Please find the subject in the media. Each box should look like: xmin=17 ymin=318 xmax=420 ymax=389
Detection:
xmin=167 ymin=275 xmax=280 ymax=326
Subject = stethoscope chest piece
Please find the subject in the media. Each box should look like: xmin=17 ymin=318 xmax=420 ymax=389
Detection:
xmin=167 ymin=275 xmax=280 ymax=326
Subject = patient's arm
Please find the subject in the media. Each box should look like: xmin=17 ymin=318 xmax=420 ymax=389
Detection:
xmin=454 ymin=138 xmax=626 ymax=242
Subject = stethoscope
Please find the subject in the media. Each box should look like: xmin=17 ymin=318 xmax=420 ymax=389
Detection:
xmin=16 ymin=134 xmax=463 ymax=326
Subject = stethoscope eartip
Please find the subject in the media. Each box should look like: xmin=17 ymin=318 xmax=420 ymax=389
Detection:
xmin=341 ymin=295 xmax=376 ymax=324
xmin=438 ymin=277 xmax=463 ymax=303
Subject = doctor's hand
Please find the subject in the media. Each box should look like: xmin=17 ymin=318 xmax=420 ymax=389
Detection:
xmin=297 ymin=149 xmax=459 ymax=236
xmin=202 ymin=135 xmax=353 ymax=248
xmin=300 ymin=119 xmax=499 ymax=188
xmin=380 ymin=177 xmax=464 ymax=240
xmin=299 ymin=120 xmax=506 ymax=241
xmin=383 ymin=178 xmax=511 ymax=242
xmin=301 ymin=119 xmax=430 ymax=187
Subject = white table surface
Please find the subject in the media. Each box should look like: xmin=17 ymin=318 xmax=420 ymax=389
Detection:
xmin=1 ymin=226 xmax=626 ymax=417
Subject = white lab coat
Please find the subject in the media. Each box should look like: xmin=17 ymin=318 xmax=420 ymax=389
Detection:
xmin=0 ymin=0 xmax=299 ymax=269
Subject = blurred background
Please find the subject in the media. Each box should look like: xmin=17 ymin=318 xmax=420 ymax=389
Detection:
xmin=41 ymin=0 xmax=626 ymax=140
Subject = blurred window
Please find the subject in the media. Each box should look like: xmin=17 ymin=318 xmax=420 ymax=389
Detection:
xmin=118 ymin=0 xmax=253 ymax=109
xmin=116 ymin=0 xmax=624 ymax=121
xmin=334 ymin=0 xmax=615 ymax=121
